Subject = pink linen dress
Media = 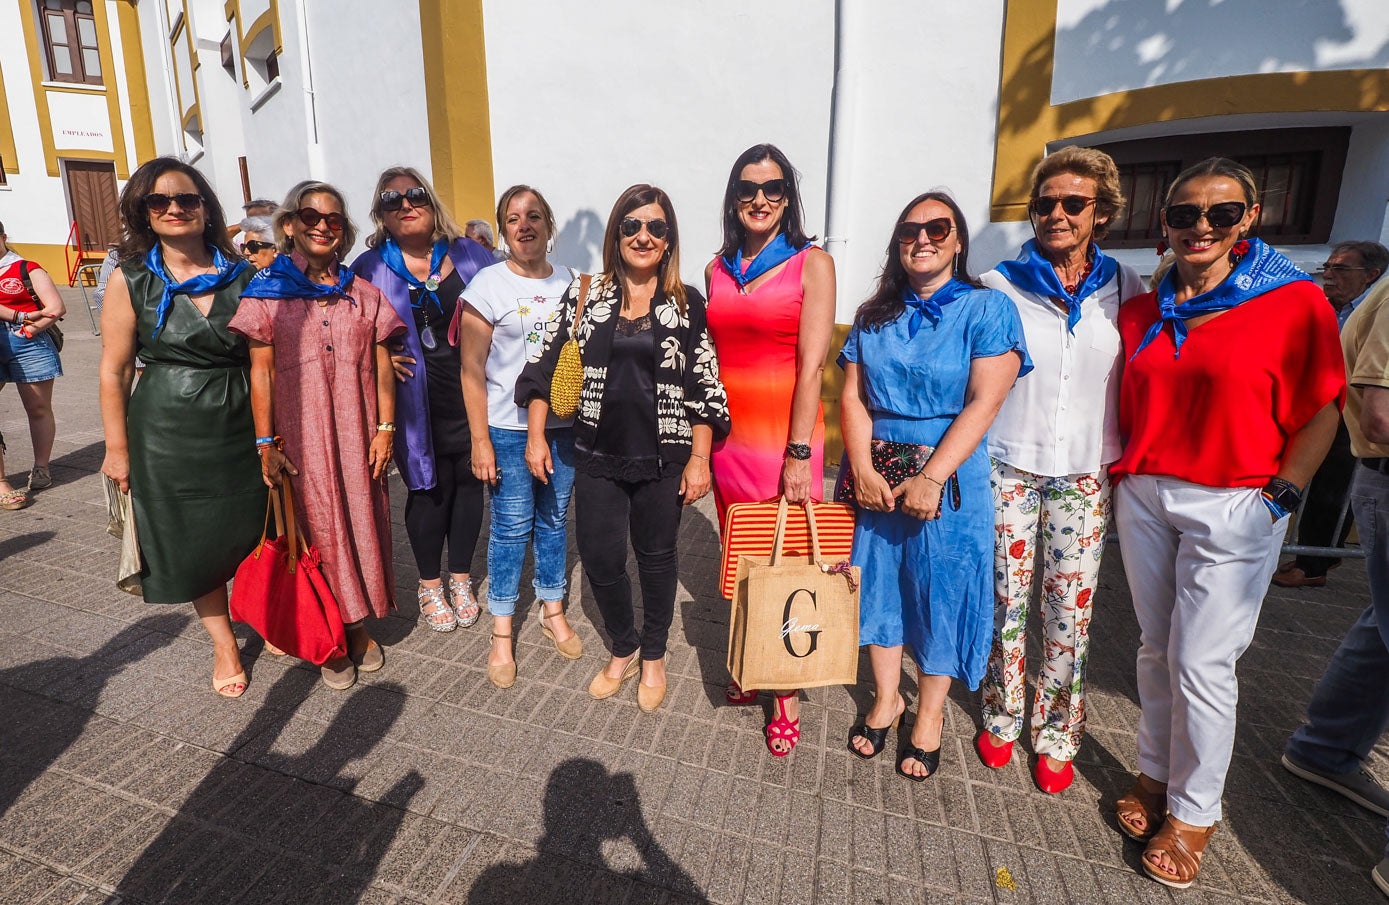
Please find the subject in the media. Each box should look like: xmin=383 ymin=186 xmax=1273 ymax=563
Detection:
xmin=230 ymin=264 xmax=406 ymax=623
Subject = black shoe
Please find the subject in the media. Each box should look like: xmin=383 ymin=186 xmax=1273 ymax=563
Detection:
xmin=848 ymin=696 xmax=904 ymax=760
xmin=896 ymin=744 xmax=940 ymax=782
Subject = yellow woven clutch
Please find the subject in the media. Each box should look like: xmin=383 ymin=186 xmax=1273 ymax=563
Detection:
xmin=548 ymin=273 xmax=590 ymax=419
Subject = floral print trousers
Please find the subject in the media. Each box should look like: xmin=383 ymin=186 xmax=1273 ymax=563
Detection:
xmin=981 ymin=460 xmax=1112 ymax=761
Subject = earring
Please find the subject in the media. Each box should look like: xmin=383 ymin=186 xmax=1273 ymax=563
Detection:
xmin=546 ymin=237 xmax=555 ymax=254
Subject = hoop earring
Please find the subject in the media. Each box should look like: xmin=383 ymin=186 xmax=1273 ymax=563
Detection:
xmin=546 ymin=237 xmax=555 ymax=254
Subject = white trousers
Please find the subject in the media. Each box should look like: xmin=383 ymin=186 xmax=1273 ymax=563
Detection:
xmin=1115 ymin=474 xmax=1288 ymax=825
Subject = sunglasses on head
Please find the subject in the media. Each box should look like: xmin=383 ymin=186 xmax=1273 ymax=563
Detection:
xmin=895 ymin=218 xmax=955 ymax=244
xmin=735 ymin=179 xmax=788 ymax=204
xmin=1030 ymin=195 xmax=1096 ymax=217
xmin=619 ymin=217 xmax=670 ymax=240
xmin=242 ymin=240 xmax=276 ymax=254
xmin=144 ymin=192 xmax=203 ymax=214
xmin=296 ymin=209 xmax=346 ymax=232
xmin=1163 ymin=201 xmax=1247 ymax=230
xmin=379 ymin=187 xmax=432 ymax=212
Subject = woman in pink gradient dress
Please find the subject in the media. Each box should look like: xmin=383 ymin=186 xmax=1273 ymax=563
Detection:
xmin=704 ymin=144 xmax=836 ymax=756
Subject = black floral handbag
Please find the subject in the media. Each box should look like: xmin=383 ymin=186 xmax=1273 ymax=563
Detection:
xmin=834 ymin=439 xmax=960 ymax=511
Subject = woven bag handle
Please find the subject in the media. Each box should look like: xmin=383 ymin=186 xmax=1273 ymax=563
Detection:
xmin=572 ymin=273 xmax=592 ymax=339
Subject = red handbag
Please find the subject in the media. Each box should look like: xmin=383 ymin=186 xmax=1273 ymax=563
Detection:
xmin=230 ymin=479 xmax=348 ymax=665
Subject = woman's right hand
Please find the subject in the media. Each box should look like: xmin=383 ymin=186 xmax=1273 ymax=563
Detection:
xmin=259 ymin=445 xmax=299 ymax=488
xmin=525 ymin=434 xmax=553 ymax=484
xmin=471 ymin=437 xmax=498 ymax=485
xmin=101 ymin=450 xmax=131 ymax=493
xmin=854 ymin=466 xmax=896 ymax=512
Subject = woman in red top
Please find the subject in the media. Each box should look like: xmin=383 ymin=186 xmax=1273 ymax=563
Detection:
xmin=1109 ymin=157 xmax=1345 ymax=889
xmin=0 ymin=222 xmax=67 ymax=510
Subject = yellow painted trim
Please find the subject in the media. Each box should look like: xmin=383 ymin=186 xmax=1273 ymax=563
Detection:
xmin=821 ymin=324 xmax=851 ymax=466
xmin=10 ymin=243 xmax=76 ymax=276
xmin=117 ymin=0 xmax=156 ymax=167
xmin=90 ymin=0 xmax=130 ymax=178
xmin=238 ymin=0 xmax=282 ymax=88
xmin=419 ymin=0 xmax=495 ymax=227
xmin=18 ymin=0 xmax=59 ymax=177
xmin=0 ymin=39 xmax=17 ymax=174
xmin=185 ymin=2 xmax=201 ymax=134
xmin=992 ymin=0 xmax=1389 ymax=222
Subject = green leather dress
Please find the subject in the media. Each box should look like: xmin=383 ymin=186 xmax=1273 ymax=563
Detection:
xmin=123 ymin=261 xmax=265 ymax=603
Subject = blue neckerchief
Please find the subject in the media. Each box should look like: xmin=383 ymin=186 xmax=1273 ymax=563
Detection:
xmin=241 ymin=253 xmax=355 ymax=302
xmin=380 ymin=238 xmax=447 ymax=312
xmin=143 ymin=245 xmax=248 ymax=338
xmin=1131 ymin=238 xmax=1312 ymax=359
xmin=993 ymin=239 xmax=1117 ymax=334
xmin=902 ymin=279 xmax=973 ymax=338
xmin=721 ymin=233 xmax=805 ymax=290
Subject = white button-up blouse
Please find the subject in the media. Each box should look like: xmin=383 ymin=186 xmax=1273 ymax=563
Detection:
xmin=981 ymin=263 xmax=1141 ymax=477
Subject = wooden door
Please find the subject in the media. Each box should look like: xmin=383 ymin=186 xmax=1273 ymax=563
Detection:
xmin=64 ymin=160 xmax=120 ymax=251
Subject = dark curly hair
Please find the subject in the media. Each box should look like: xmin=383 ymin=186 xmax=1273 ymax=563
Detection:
xmin=854 ymin=191 xmax=981 ymax=330
xmin=116 ymin=156 xmax=237 ymax=261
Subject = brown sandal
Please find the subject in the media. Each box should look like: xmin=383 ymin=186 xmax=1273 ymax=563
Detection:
xmin=1141 ymin=820 xmax=1216 ymax=889
xmin=1115 ymin=778 xmax=1167 ymax=841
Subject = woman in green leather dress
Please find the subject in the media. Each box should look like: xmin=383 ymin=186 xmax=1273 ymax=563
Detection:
xmin=99 ymin=157 xmax=263 ymax=698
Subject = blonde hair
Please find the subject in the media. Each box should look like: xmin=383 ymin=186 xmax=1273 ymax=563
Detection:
xmin=274 ymin=180 xmax=358 ymax=255
xmin=365 ymin=166 xmax=463 ymax=249
xmin=494 ymin=185 xmax=557 ymax=258
xmin=1031 ymin=146 xmax=1126 ymax=240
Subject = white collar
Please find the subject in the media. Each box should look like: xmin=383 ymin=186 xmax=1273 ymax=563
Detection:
xmin=0 ymin=251 xmax=21 ymax=271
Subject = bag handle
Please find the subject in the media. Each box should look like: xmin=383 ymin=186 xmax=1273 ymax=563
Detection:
xmin=572 ymin=273 xmax=592 ymax=337
xmin=279 ymin=478 xmax=302 ymax=572
xmin=770 ymin=496 xmax=791 ymax=565
xmin=769 ymin=496 xmax=825 ymax=566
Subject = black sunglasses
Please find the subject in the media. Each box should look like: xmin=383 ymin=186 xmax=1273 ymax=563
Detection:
xmin=1163 ymin=201 xmax=1247 ymax=230
xmin=1030 ymin=195 xmax=1096 ymax=217
xmin=144 ymin=192 xmax=203 ymax=214
xmin=242 ymin=240 xmax=276 ymax=254
xmin=379 ymin=187 xmax=432 ymax=212
xmin=296 ymin=209 xmax=346 ymax=232
xmin=620 ymin=217 xmax=670 ymax=240
xmin=895 ymin=218 xmax=955 ymax=244
xmin=735 ymin=179 xmax=788 ymax=204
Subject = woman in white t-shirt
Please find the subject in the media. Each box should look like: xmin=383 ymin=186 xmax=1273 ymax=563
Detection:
xmin=459 ymin=184 xmax=582 ymax=689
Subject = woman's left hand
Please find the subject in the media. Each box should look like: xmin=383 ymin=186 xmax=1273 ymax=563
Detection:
xmin=781 ymin=456 xmax=812 ymax=503
xmin=680 ymin=456 xmax=711 ymax=505
xmin=896 ymin=473 xmax=943 ymax=521
xmin=368 ymin=430 xmax=393 ymax=480
xmin=389 ymin=342 xmax=416 ymax=382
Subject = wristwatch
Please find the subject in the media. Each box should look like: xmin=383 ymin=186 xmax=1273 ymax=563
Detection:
xmin=1262 ymin=478 xmax=1302 ymax=513
xmin=784 ymin=442 xmax=812 ymax=461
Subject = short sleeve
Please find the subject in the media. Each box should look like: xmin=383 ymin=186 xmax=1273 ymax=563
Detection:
xmin=1351 ymin=294 xmax=1389 ymax=391
xmin=371 ymin=288 xmax=407 ymax=343
xmin=836 ymin=324 xmax=863 ymax=369
xmin=461 ymin=268 xmax=502 ymax=324
xmin=968 ymin=289 xmax=1033 ymax=378
xmin=227 ymin=296 xmax=274 ymax=344
xmin=1276 ymin=283 xmax=1347 ymax=431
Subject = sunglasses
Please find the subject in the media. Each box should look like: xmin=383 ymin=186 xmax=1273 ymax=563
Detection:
xmin=144 ymin=192 xmax=203 ymax=214
xmin=619 ymin=217 xmax=670 ymax=240
xmin=735 ymin=179 xmax=788 ymax=204
xmin=242 ymin=240 xmax=276 ymax=254
xmin=379 ymin=187 xmax=432 ymax=212
xmin=1163 ymin=202 xmax=1247 ymax=230
xmin=296 ymin=209 xmax=346 ymax=232
xmin=895 ymin=218 xmax=955 ymax=244
xmin=1030 ymin=195 xmax=1096 ymax=217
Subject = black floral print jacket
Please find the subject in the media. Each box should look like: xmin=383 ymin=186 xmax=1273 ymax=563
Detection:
xmin=515 ymin=274 xmax=731 ymax=464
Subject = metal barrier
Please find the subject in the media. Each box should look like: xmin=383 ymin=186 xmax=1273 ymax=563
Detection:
xmin=72 ymin=262 xmax=102 ymax=335
xmin=1280 ymin=482 xmax=1363 ymax=559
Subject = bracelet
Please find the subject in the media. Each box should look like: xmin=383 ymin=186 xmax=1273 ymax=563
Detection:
xmin=690 ymin=452 xmax=709 ymax=461
xmin=255 ymin=436 xmax=276 ymax=447
xmin=376 ymin=422 xmax=396 ymax=432
xmin=784 ymin=441 xmax=812 ymax=461
xmin=919 ymin=474 xmax=944 ymax=487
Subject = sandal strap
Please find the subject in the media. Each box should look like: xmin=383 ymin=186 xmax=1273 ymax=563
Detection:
xmin=418 ymin=584 xmax=450 ymax=614
xmin=1116 ymin=781 xmax=1167 ymax=833
xmin=1144 ymin=822 xmax=1216 ymax=882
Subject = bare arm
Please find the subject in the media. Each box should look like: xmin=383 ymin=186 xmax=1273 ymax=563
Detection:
xmin=369 ymin=341 xmax=396 ymax=479
xmin=681 ymin=423 xmax=713 ymax=504
xmin=1363 ymin=386 xmax=1389 ymax=446
xmin=782 ymin=248 xmax=836 ymax=502
xmin=459 ymin=304 xmax=498 ymax=483
xmin=525 ymin=396 xmax=553 ymax=484
xmin=25 ymin=267 xmax=67 ymax=333
xmin=248 ymin=341 xmax=297 ymax=487
xmin=1273 ymin=402 xmax=1340 ymax=490
xmin=839 ymin=361 xmax=894 ymax=512
xmin=98 ymin=270 xmax=138 ymax=492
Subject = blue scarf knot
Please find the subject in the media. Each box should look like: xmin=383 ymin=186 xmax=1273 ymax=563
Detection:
xmin=143 ymin=245 xmax=249 ymax=338
xmin=241 ymin=254 xmax=356 ymax=302
xmin=993 ymin=239 xmax=1117 ymax=334
xmin=1130 ymin=238 xmax=1312 ymax=360
xmin=902 ymin=279 xmax=972 ymax=338
xmin=720 ymin=233 xmax=806 ymax=291
xmin=380 ymin=238 xmax=447 ymax=311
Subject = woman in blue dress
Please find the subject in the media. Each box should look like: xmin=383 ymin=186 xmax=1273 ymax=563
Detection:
xmin=839 ymin=191 xmax=1031 ymax=781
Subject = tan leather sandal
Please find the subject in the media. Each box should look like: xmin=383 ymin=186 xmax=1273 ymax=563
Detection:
xmin=488 ymin=632 xmax=516 ymax=689
xmin=1141 ymin=820 xmax=1217 ymax=889
xmin=1115 ymin=777 xmax=1168 ymax=842
xmin=539 ymin=601 xmax=582 ymax=659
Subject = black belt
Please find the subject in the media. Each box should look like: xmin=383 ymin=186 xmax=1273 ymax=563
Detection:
xmin=1360 ymin=458 xmax=1389 ymax=474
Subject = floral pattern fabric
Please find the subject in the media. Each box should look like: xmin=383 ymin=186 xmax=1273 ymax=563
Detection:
xmin=981 ymin=459 xmax=1112 ymax=760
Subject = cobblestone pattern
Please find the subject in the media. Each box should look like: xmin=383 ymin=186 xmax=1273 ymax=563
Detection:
xmin=0 ymin=300 xmax=1385 ymax=903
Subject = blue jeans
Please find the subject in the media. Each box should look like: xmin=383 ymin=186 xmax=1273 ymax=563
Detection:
xmin=1285 ymin=465 xmax=1389 ymax=857
xmin=485 ymin=426 xmax=575 ymax=616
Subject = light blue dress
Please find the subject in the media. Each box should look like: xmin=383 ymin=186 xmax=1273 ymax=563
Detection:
xmin=839 ymin=286 xmax=1031 ymax=688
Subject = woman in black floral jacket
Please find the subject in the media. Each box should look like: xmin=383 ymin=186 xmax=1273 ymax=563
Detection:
xmin=516 ymin=184 xmax=729 ymax=712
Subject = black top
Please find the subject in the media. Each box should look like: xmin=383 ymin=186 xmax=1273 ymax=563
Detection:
xmin=580 ymin=313 xmax=676 ymax=481
xmin=410 ymin=269 xmax=470 ymax=456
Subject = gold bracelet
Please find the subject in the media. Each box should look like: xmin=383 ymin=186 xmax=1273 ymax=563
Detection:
xmin=919 ymin=474 xmax=944 ymax=487
xmin=690 ymin=452 xmax=709 ymax=461
xmin=376 ymin=422 xmax=396 ymax=432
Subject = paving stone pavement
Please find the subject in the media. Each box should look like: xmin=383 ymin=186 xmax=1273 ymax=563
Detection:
xmin=0 ymin=295 xmax=1386 ymax=904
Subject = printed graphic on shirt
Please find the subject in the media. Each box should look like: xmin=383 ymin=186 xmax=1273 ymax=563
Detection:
xmin=516 ymin=293 xmax=563 ymax=361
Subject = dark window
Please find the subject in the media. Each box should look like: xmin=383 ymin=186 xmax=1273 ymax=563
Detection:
xmin=220 ymin=32 xmax=236 ymax=77
xmin=0 ymin=154 xmax=7 ymax=187
xmin=40 ymin=0 xmax=102 ymax=86
xmin=264 ymin=50 xmax=279 ymax=81
xmin=1084 ymin=127 xmax=1351 ymax=248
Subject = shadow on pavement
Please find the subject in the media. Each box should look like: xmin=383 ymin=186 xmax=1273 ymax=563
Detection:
xmin=468 ymin=758 xmax=709 ymax=904
xmin=114 ymin=669 xmax=421 ymax=904
xmin=0 ymin=529 xmax=56 ymax=560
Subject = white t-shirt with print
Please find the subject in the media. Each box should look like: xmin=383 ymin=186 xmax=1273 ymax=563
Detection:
xmin=461 ymin=260 xmax=575 ymax=430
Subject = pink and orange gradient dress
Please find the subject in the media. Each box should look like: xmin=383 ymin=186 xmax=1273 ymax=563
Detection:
xmin=706 ymin=247 xmax=825 ymax=532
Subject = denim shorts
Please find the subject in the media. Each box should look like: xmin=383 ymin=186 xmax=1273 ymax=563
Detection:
xmin=0 ymin=327 xmax=63 ymax=383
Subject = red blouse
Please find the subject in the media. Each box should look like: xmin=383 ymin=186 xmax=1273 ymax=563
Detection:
xmin=0 ymin=259 xmax=42 ymax=313
xmin=1111 ymin=280 xmax=1346 ymax=488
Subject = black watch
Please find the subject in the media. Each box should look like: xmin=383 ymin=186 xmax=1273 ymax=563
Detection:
xmin=784 ymin=442 xmax=812 ymax=461
xmin=1263 ymin=478 xmax=1302 ymax=512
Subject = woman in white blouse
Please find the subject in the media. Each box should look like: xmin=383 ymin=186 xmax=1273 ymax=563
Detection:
xmin=975 ymin=146 xmax=1141 ymax=793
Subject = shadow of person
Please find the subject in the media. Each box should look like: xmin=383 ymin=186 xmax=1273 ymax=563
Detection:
xmin=672 ymin=502 xmax=730 ymax=709
xmin=0 ymin=612 xmax=189 ymax=821
xmin=468 ymin=758 xmax=710 ymax=904
xmin=114 ymin=670 xmax=421 ymax=904
xmin=0 ymin=529 xmax=56 ymax=559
